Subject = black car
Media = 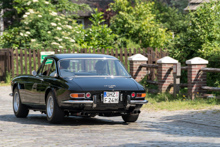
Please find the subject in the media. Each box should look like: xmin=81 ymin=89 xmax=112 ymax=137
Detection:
xmin=11 ymin=54 xmax=148 ymax=123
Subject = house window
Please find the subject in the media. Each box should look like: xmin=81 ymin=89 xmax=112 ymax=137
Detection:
xmin=76 ymin=19 xmax=84 ymax=29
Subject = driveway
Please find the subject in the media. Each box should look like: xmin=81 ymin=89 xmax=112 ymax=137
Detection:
xmin=0 ymin=86 xmax=220 ymax=147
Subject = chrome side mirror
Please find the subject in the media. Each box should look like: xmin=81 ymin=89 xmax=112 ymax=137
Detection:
xmin=32 ymin=70 xmax=37 ymax=76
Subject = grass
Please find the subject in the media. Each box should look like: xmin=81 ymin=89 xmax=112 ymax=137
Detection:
xmin=143 ymin=93 xmax=220 ymax=111
xmin=0 ymin=82 xmax=11 ymax=86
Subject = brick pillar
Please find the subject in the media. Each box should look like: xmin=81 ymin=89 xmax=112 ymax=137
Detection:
xmin=157 ymin=56 xmax=178 ymax=93
xmin=128 ymin=54 xmax=148 ymax=82
xmin=186 ymin=57 xmax=208 ymax=100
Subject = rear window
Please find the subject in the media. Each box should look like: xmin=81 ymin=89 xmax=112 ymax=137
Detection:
xmin=58 ymin=58 xmax=130 ymax=77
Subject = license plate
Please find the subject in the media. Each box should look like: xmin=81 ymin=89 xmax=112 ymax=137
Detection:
xmin=103 ymin=91 xmax=119 ymax=103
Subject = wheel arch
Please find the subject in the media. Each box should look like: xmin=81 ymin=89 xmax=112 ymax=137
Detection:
xmin=13 ymin=83 xmax=19 ymax=93
xmin=45 ymin=87 xmax=57 ymax=103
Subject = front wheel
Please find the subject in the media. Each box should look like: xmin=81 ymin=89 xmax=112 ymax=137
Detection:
xmin=122 ymin=114 xmax=139 ymax=122
xmin=13 ymin=88 xmax=29 ymax=118
xmin=46 ymin=91 xmax=64 ymax=124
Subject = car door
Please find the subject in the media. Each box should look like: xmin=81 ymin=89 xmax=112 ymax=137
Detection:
xmin=23 ymin=75 xmax=42 ymax=104
xmin=24 ymin=59 xmax=47 ymax=104
xmin=36 ymin=58 xmax=58 ymax=105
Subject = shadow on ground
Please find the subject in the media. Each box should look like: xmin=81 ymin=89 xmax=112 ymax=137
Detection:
xmin=0 ymin=114 xmax=127 ymax=126
xmin=109 ymin=141 xmax=220 ymax=147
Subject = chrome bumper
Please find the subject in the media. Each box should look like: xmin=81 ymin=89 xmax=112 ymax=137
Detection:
xmin=130 ymin=100 xmax=148 ymax=104
xmin=62 ymin=99 xmax=148 ymax=105
xmin=62 ymin=100 xmax=93 ymax=104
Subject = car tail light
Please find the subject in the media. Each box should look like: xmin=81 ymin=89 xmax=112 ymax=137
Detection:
xmin=86 ymin=92 xmax=91 ymax=98
xmin=70 ymin=93 xmax=85 ymax=98
xmin=136 ymin=93 xmax=146 ymax=98
xmin=131 ymin=92 xmax=135 ymax=98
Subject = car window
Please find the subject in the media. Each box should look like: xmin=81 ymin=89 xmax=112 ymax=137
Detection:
xmin=39 ymin=58 xmax=53 ymax=76
xmin=48 ymin=61 xmax=57 ymax=77
xmin=58 ymin=59 xmax=130 ymax=77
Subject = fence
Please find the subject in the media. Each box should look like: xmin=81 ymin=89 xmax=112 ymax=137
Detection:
xmin=0 ymin=49 xmax=13 ymax=81
xmin=130 ymin=55 xmax=220 ymax=99
xmin=0 ymin=48 xmax=168 ymax=81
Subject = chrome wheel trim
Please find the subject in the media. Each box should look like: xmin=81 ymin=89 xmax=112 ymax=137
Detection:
xmin=47 ymin=96 xmax=54 ymax=118
xmin=13 ymin=92 xmax=19 ymax=112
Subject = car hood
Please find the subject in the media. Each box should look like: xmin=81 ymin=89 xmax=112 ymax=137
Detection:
xmin=65 ymin=77 xmax=143 ymax=91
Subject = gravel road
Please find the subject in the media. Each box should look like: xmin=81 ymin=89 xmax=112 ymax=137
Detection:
xmin=0 ymin=86 xmax=220 ymax=147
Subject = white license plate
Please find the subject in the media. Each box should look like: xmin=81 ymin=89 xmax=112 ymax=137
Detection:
xmin=103 ymin=91 xmax=119 ymax=103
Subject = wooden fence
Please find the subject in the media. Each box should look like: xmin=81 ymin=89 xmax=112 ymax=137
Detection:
xmin=0 ymin=49 xmax=13 ymax=81
xmin=0 ymin=48 xmax=168 ymax=81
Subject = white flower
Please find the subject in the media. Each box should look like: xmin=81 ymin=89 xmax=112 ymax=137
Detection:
xmin=38 ymin=15 xmax=42 ymax=17
xmin=20 ymin=33 xmax=24 ymax=36
xmin=44 ymin=1 xmax=49 ymax=4
xmin=59 ymin=46 xmax=63 ymax=48
xmin=58 ymin=23 xmax=61 ymax=25
xmin=31 ymin=39 xmax=36 ymax=42
xmin=51 ymin=23 xmax=57 ymax=26
xmin=28 ymin=9 xmax=34 ymax=13
xmin=55 ymin=18 xmax=60 ymax=21
xmin=70 ymin=39 xmax=75 ymax=42
xmin=76 ymin=31 xmax=79 ymax=34
xmin=51 ymin=42 xmax=59 ymax=45
xmin=50 ymin=11 xmax=57 ymax=16
xmin=23 ymin=15 xmax=28 ymax=18
xmin=66 ymin=25 xmax=72 ymax=29
xmin=24 ymin=34 xmax=28 ymax=37
xmin=25 ymin=27 xmax=30 ymax=29
xmin=48 ymin=31 xmax=51 ymax=34
xmin=63 ymin=37 xmax=69 ymax=39
xmin=211 ymin=6 xmax=215 ymax=10
xmin=26 ymin=31 xmax=31 ymax=34
xmin=85 ymin=34 xmax=88 ymax=36
xmin=27 ymin=1 xmax=31 ymax=5
xmin=57 ymin=27 xmax=62 ymax=30
xmin=26 ymin=12 xmax=30 ymax=15
xmin=58 ymin=38 xmax=62 ymax=41
xmin=24 ymin=21 xmax=29 ymax=24
xmin=33 ymin=0 xmax=38 ymax=2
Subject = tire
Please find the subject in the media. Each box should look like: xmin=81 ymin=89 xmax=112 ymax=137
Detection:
xmin=13 ymin=88 xmax=29 ymax=118
xmin=46 ymin=91 xmax=64 ymax=124
xmin=122 ymin=114 xmax=139 ymax=122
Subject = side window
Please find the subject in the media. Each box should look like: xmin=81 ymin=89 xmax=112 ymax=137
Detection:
xmin=48 ymin=61 xmax=57 ymax=77
xmin=39 ymin=58 xmax=53 ymax=76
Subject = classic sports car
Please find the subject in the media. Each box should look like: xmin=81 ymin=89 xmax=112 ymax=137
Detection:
xmin=11 ymin=54 xmax=148 ymax=123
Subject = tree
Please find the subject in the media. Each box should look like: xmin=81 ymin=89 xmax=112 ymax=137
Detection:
xmin=0 ymin=0 xmax=89 ymax=49
xmin=109 ymin=0 xmax=172 ymax=48
xmin=80 ymin=9 xmax=117 ymax=49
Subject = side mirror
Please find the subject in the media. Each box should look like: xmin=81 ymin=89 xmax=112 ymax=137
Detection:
xmin=32 ymin=70 xmax=37 ymax=76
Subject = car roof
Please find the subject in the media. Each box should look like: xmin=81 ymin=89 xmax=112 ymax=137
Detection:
xmin=47 ymin=54 xmax=118 ymax=60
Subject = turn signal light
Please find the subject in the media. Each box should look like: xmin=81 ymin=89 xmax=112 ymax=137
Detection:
xmin=136 ymin=93 xmax=146 ymax=98
xmin=70 ymin=93 xmax=85 ymax=98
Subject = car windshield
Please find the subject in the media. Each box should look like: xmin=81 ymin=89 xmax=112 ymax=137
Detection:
xmin=58 ymin=58 xmax=130 ymax=77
